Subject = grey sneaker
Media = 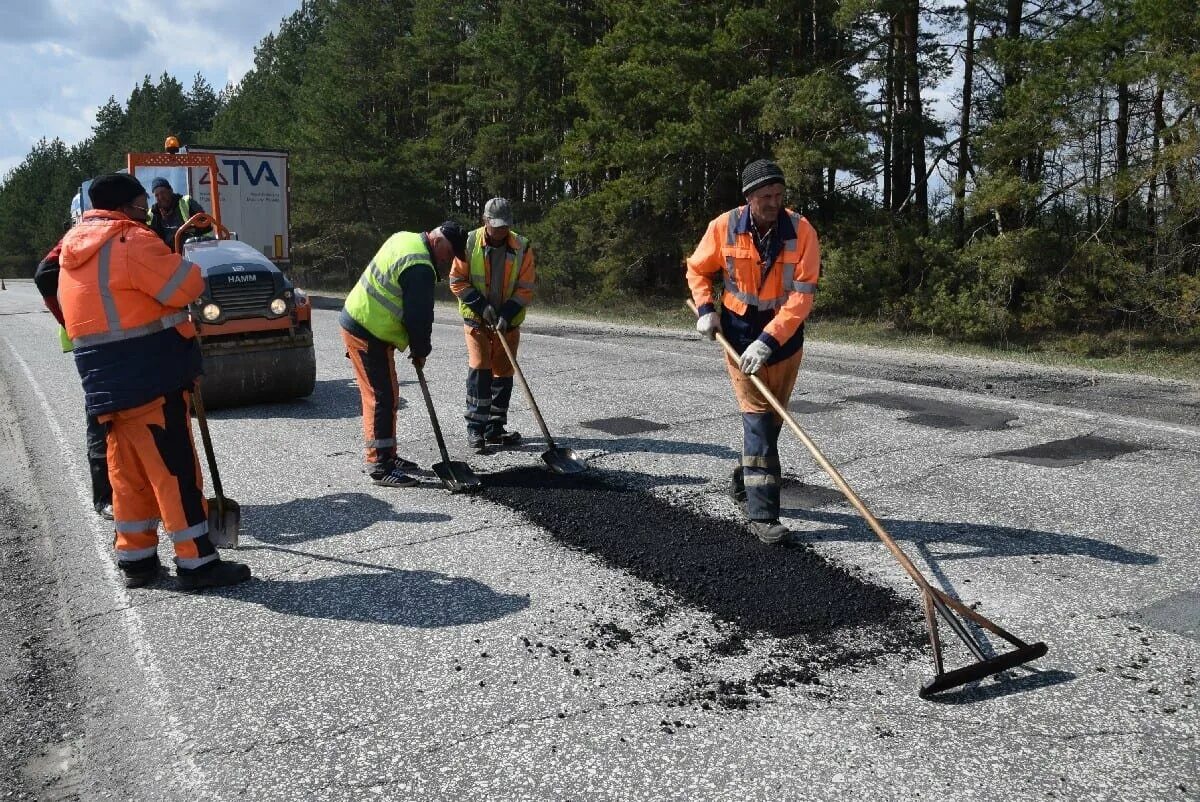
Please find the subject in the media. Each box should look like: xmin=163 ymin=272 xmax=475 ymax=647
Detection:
xmin=749 ymin=520 xmax=790 ymax=545
xmin=371 ymin=466 xmax=418 ymax=487
xmin=96 ymin=502 xmax=114 ymax=520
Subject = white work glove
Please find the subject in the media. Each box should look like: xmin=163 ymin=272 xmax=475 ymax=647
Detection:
xmin=695 ymin=311 xmax=721 ymax=340
xmin=482 ymin=305 xmax=499 ymax=326
xmin=739 ymin=340 xmax=773 ymax=375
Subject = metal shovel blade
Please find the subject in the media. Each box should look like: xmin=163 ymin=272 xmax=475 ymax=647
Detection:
xmin=207 ymin=496 xmax=241 ymax=549
xmin=432 ymin=461 xmax=482 ymax=493
xmin=541 ymin=446 xmax=587 ymax=475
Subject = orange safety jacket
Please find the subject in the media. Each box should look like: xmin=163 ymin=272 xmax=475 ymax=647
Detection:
xmin=58 ymin=210 xmax=206 ymax=415
xmin=686 ymin=205 xmax=820 ymax=361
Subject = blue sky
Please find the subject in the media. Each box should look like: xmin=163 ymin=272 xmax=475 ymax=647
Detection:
xmin=0 ymin=0 xmax=302 ymax=177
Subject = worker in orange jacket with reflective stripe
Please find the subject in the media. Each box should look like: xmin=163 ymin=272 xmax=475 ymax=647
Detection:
xmin=686 ymin=159 xmax=821 ymax=545
xmin=58 ymin=173 xmax=251 ymax=589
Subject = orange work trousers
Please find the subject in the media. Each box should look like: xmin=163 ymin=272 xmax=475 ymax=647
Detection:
xmin=99 ymin=390 xmax=215 ymax=569
xmin=342 ymin=326 xmax=401 ymax=469
xmin=723 ymin=349 xmax=804 ymax=417
xmin=463 ymin=324 xmax=520 ymax=377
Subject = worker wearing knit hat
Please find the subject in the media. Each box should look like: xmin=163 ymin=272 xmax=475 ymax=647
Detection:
xmin=741 ymin=159 xmax=786 ymax=196
xmin=684 ymin=158 xmax=822 ymax=545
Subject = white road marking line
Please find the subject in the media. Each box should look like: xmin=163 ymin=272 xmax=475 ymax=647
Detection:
xmin=1 ymin=337 xmax=215 ymax=800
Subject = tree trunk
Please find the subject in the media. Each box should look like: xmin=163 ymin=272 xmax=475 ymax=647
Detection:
xmin=1114 ymin=78 xmax=1130 ymax=230
xmin=882 ymin=20 xmax=894 ymax=211
xmin=890 ymin=14 xmax=910 ymax=216
xmin=905 ymin=1 xmax=928 ymax=233
xmin=953 ymin=0 xmax=976 ymax=248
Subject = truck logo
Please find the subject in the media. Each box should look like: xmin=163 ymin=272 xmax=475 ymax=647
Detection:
xmin=198 ymin=160 xmax=280 ymax=188
xmin=226 ymin=274 xmax=258 ymax=283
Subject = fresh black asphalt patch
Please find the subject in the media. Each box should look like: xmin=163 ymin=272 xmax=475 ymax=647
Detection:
xmin=484 ymin=467 xmax=923 ymax=709
xmin=485 ymin=467 xmax=914 ymax=641
xmin=848 ymin=392 xmax=1017 ymax=431
xmin=780 ymin=480 xmax=847 ymax=510
xmin=990 ymin=434 xmax=1146 ymax=467
xmin=580 ymin=417 xmax=671 ymax=436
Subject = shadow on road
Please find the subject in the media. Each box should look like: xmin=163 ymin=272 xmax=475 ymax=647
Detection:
xmin=210 ymin=378 xmax=408 ymax=421
xmin=789 ymin=508 xmax=1157 ymax=566
xmin=214 ymin=565 xmax=529 ymax=628
xmin=925 ymin=667 xmax=1078 ymax=704
xmin=242 ymin=491 xmax=451 ymax=544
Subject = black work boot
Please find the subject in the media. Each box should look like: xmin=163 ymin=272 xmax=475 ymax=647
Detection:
xmin=749 ymin=520 xmax=790 ymax=545
xmin=467 ymin=431 xmax=491 ymax=454
xmin=485 ymin=429 xmax=522 ymax=447
xmin=119 ymin=555 xmax=165 ymax=589
xmin=730 ymin=467 xmax=747 ymax=511
xmin=176 ymin=559 xmax=251 ymax=591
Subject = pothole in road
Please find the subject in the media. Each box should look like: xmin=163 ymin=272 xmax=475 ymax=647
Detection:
xmin=990 ymin=434 xmax=1146 ymax=467
xmin=579 ymin=417 xmax=670 ymax=436
xmin=780 ymin=480 xmax=846 ymax=510
xmin=789 ymin=398 xmax=841 ymax=414
xmin=485 ymin=467 xmax=922 ymax=709
xmin=848 ymin=392 xmax=1017 ymax=431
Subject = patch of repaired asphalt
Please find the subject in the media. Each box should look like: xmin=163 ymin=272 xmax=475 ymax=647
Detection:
xmin=1125 ymin=591 xmax=1200 ymax=642
xmin=484 ymin=467 xmax=924 ymax=709
xmin=579 ymin=417 xmax=671 ymax=436
xmin=848 ymin=391 xmax=1017 ymax=431
xmin=780 ymin=480 xmax=847 ymax=511
xmin=990 ymin=434 xmax=1147 ymax=467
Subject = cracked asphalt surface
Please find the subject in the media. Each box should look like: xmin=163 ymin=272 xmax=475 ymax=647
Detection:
xmin=1 ymin=280 xmax=1197 ymax=800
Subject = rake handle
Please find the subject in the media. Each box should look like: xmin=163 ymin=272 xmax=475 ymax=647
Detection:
xmin=490 ymin=325 xmax=556 ymax=448
xmin=414 ymin=363 xmax=453 ymax=466
xmin=686 ymin=299 xmax=933 ymax=594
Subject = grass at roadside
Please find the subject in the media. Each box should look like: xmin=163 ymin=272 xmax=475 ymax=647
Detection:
xmin=303 ymin=284 xmax=1198 ymax=382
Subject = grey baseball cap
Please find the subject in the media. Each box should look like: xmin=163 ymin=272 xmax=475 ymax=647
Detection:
xmin=483 ymin=197 xmax=513 ymax=227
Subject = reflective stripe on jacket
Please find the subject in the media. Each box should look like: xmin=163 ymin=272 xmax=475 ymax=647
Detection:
xmin=449 ymin=227 xmax=535 ymax=327
xmin=686 ymin=205 xmax=820 ymax=361
xmin=58 ymin=210 xmax=205 ymax=415
xmin=342 ymin=231 xmax=432 ymax=349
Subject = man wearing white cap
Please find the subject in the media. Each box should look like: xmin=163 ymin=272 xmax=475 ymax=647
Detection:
xmin=448 ymin=197 xmax=537 ymax=452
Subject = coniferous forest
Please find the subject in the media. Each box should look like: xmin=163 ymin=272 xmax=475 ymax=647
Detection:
xmin=1 ymin=0 xmax=1197 ymax=351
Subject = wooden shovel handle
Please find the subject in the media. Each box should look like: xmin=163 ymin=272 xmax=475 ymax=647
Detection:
xmin=490 ymin=325 xmax=556 ymax=447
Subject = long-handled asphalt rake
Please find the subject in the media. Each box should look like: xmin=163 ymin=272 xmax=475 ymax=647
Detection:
xmin=687 ymin=300 xmax=1047 ymax=697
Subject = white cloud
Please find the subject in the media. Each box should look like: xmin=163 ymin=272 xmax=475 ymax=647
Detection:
xmin=0 ymin=0 xmax=300 ymax=178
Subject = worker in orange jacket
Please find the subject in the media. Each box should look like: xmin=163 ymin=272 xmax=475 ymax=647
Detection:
xmin=58 ymin=173 xmax=251 ymax=589
xmin=686 ymin=159 xmax=821 ymax=545
xmin=448 ymin=198 xmax=536 ymax=452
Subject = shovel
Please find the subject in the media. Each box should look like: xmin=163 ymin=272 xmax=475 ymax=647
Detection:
xmin=687 ymin=300 xmax=1046 ymax=698
xmin=491 ymin=325 xmax=587 ymax=475
xmin=192 ymin=383 xmax=241 ymax=548
xmin=414 ymin=362 xmax=482 ymax=493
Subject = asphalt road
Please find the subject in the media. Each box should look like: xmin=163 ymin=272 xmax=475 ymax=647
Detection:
xmin=1 ymin=279 xmax=1196 ymax=801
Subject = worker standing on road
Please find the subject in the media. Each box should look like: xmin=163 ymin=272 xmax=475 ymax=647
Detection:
xmin=33 ymin=225 xmax=113 ymax=520
xmin=686 ymin=159 xmax=821 ymax=545
xmin=147 ymin=177 xmax=211 ymax=251
xmin=340 ymin=222 xmax=468 ymax=486
xmin=58 ymin=173 xmax=251 ymax=589
xmin=448 ymin=198 xmax=536 ymax=453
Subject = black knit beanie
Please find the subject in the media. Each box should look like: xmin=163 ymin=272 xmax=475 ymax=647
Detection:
xmin=741 ymin=159 xmax=785 ymax=196
xmin=88 ymin=174 xmax=147 ymax=211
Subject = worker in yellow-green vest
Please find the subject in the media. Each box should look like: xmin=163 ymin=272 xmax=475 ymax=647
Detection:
xmin=148 ymin=177 xmax=211 ymax=252
xmin=448 ymin=198 xmax=536 ymax=453
xmin=340 ymin=222 xmax=468 ymax=487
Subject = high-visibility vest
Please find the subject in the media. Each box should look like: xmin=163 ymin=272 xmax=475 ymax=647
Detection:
xmin=456 ymin=228 xmax=530 ymax=327
xmin=343 ymin=232 xmax=432 ymax=349
xmin=147 ymin=195 xmax=195 ymax=227
xmin=713 ymin=206 xmax=817 ymax=314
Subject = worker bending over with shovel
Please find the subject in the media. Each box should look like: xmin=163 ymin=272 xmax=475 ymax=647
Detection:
xmin=686 ymin=159 xmax=821 ymax=545
xmin=448 ymin=197 xmax=536 ymax=453
xmin=57 ymin=174 xmax=251 ymax=589
xmin=340 ymin=222 xmax=468 ymax=486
